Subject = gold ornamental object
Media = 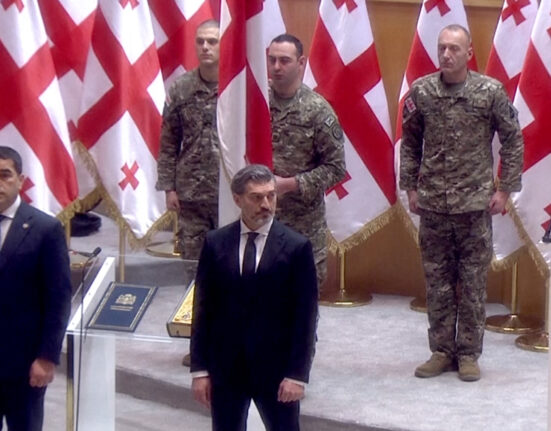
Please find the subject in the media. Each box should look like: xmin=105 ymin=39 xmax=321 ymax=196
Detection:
xmin=409 ymin=297 xmax=427 ymax=313
xmin=515 ymin=277 xmax=549 ymax=353
xmin=319 ymin=248 xmax=372 ymax=307
xmin=146 ymin=212 xmax=182 ymax=258
xmin=486 ymin=262 xmax=543 ymax=334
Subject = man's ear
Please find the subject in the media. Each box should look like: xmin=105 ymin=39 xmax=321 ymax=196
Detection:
xmin=232 ymin=193 xmax=242 ymax=209
xmin=17 ymin=174 xmax=25 ymax=191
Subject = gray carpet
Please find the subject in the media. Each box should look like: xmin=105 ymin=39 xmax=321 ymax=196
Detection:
xmin=48 ymin=213 xmax=548 ymax=431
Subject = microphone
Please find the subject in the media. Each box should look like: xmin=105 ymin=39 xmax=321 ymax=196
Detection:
xmin=77 ymin=247 xmax=102 ymax=259
xmin=74 ymin=246 xmax=102 ymax=431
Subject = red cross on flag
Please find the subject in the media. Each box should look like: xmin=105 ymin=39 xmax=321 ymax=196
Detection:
xmin=395 ymin=0 xmax=477 ymax=230
xmin=150 ymin=0 xmax=214 ymax=91
xmin=37 ymin=0 xmax=98 ymax=201
xmin=0 ymin=0 xmax=78 ymax=216
xmin=512 ymin=0 xmax=551 ymax=274
xmin=217 ymin=0 xmax=285 ymax=226
xmin=77 ymin=0 xmax=166 ymax=240
xmin=485 ymin=0 xmax=537 ymax=263
xmin=304 ymin=0 xmax=395 ymax=246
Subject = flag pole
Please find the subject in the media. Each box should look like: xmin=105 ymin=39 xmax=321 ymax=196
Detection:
xmin=486 ymin=261 xmax=543 ymax=333
xmin=319 ymin=247 xmax=372 ymax=307
xmin=118 ymin=228 xmax=126 ymax=283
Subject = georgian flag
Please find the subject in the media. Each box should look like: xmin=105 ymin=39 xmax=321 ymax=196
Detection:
xmin=512 ymin=0 xmax=551 ymax=273
xmin=395 ymin=0 xmax=477 ymax=230
xmin=217 ymin=0 xmax=285 ymax=226
xmin=485 ymin=0 xmax=537 ymax=262
xmin=77 ymin=0 xmax=166 ymax=240
xmin=0 ymin=0 xmax=78 ymax=216
xmin=150 ymin=0 xmax=214 ymax=91
xmin=304 ymin=0 xmax=395 ymax=246
xmin=37 ymin=0 xmax=98 ymax=201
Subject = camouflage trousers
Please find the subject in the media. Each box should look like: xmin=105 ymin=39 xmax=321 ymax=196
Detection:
xmin=419 ymin=210 xmax=492 ymax=359
xmin=176 ymin=200 xmax=218 ymax=260
xmin=276 ymin=204 xmax=327 ymax=289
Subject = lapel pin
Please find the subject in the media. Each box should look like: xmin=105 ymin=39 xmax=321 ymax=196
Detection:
xmin=22 ymin=223 xmax=29 ymax=229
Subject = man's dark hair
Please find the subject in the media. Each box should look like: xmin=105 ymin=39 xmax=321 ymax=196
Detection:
xmin=0 ymin=146 xmax=22 ymax=174
xmin=270 ymin=33 xmax=303 ymax=58
xmin=231 ymin=164 xmax=275 ymax=195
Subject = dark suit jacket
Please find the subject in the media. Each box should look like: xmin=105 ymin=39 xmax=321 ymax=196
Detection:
xmin=190 ymin=219 xmax=318 ymax=390
xmin=0 ymin=201 xmax=72 ymax=379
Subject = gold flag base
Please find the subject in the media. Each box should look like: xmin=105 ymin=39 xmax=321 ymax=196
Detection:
xmin=319 ymin=289 xmax=373 ymax=307
xmin=485 ymin=314 xmax=544 ymax=334
xmin=515 ymin=331 xmax=548 ymax=352
xmin=409 ymin=297 xmax=427 ymax=313
xmin=145 ymin=240 xmax=181 ymax=258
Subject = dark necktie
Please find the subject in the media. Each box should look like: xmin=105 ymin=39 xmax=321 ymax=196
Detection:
xmin=242 ymin=232 xmax=258 ymax=277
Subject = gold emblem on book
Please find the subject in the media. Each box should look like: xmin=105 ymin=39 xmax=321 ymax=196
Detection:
xmin=115 ymin=294 xmax=136 ymax=306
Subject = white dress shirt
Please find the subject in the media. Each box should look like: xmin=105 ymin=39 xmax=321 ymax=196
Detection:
xmin=0 ymin=194 xmax=21 ymax=250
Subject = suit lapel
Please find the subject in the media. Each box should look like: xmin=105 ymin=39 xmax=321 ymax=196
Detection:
xmin=257 ymin=220 xmax=285 ymax=274
xmin=0 ymin=202 xmax=33 ymax=271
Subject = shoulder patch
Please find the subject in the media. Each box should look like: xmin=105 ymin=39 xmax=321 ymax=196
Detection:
xmin=331 ymin=123 xmax=343 ymax=140
xmin=324 ymin=116 xmax=335 ymax=128
xmin=403 ymin=96 xmax=416 ymax=116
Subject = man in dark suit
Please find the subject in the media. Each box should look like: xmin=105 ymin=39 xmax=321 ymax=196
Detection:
xmin=190 ymin=164 xmax=318 ymax=431
xmin=0 ymin=146 xmax=72 ymax=431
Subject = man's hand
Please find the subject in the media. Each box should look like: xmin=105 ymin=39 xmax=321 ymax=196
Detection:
xmin=277 ymin=379 xmax=304 ymax=403
xmin=489 ymin=190 xmax=509 ymax=215
xmin=165 ymin=190 xmax=180 ymax=211
xmin=29 ymin=358 xmax=55 ymax=388
xmin=275 ymin=176 xmax=298 ymax=196
xmin=407 ymin=190 xmax=419 ymax=215
xmin=192 ymin=376 xmax=212 ymax=409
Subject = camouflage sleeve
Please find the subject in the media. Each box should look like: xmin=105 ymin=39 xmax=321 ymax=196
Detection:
xmin=399 ymin=90 xmax=424 ymax=191
xmin=493 ymin=86 xmax=524 ymax=192
xmin=295 ymin=109 xmax=346 ymax=202
xmin=156 ymin=88 xmax=183 ymax=192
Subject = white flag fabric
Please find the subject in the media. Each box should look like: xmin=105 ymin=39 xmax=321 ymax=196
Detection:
xmin=77 ymin=0 xmax=166 ymax=239
xmin=150 ymin=0 xmax=214 ymax=90
xmin=0 ymin=0 xmax=78 ymax=216
xmin=395 ymin=0 xmax=477 ymax=230
xmin=512 ymin=0 xmax=551 ymax=274
xmin=38 ymin=0 xmax=98 ymax=201
xmin=217 ymin=0 xmax=285 ymax=226
xmin=304 ymin=0 xmax=395 ymax=245
xmin=485 ymin=0 xmax=538 ymax=262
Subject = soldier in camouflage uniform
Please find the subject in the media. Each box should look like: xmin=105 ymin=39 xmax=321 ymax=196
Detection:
xmin=268 ymin=34 xmax=346 ymax=288
xmin=157 ymin=20 xmax=220 ymax=260
xmin=400 ymin=25 xmax=523 ymax=381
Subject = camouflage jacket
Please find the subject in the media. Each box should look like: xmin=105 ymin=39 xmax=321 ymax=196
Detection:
xmin=270 ymin=84 xmax=346 ymax=222
xmin=399 ymin=71 xmax=523 ymax=214
xmin=156 ymin=69 xmax=219 ymax=203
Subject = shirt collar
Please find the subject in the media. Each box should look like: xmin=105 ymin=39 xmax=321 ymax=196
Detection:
xmin=1 ymin=194 xmax=21 ymax=219
xmin=240 ymin=217 xmax=273 ymax=237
